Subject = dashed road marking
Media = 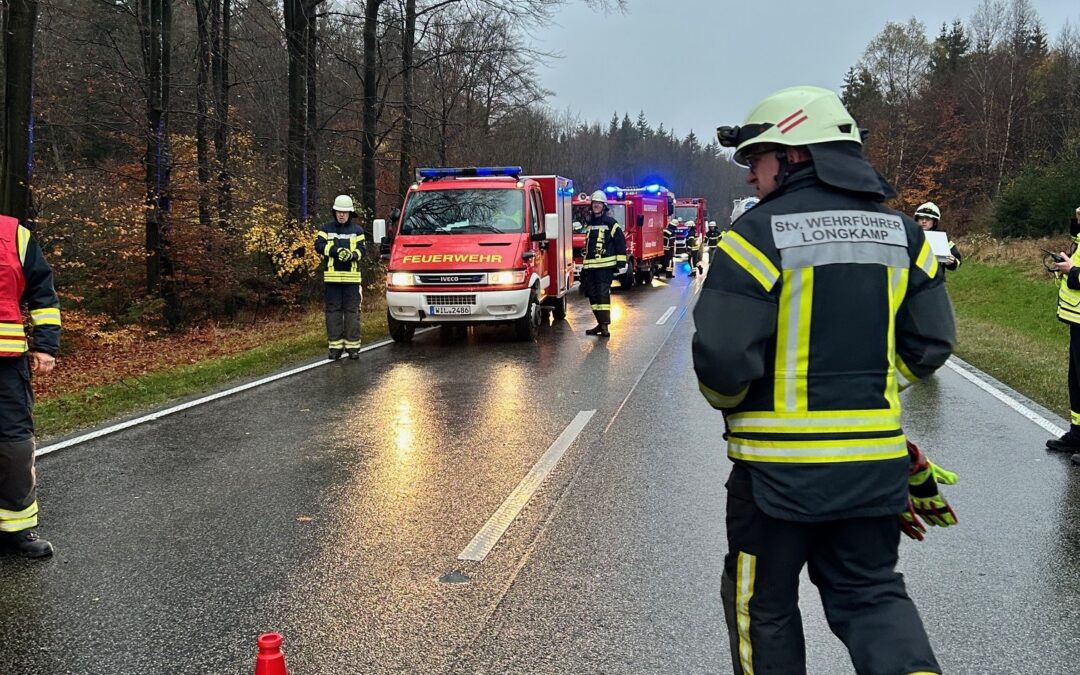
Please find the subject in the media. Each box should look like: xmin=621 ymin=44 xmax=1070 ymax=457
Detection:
xmin=458 ymin=410 xmax=595 ymax=562
xmin=656 ymin=306 xmax=677 ymax=325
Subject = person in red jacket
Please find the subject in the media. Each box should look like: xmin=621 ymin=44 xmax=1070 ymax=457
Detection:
xmin=0 ymin=215 xmax=60 ymax=558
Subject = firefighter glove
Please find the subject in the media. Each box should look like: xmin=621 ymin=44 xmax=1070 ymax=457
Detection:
xmin=336 ymin=247 xmax=353 ymax=262
xmin=899 ymin=499 xmax=927 ymax=541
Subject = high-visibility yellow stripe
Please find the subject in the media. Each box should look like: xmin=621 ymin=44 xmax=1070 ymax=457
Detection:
xmin=324 ymin=272 xmax=362 ymax=282
xmin=1072 ymin=410 xmax=1080 ymax=426
xmin=915 ymin=238 xmax=939 ymax=279
xmin=0 ymin=501 xmax=38 ymax=520
xmin=30 ymin=307 xmax=61 ymax=326
xmin=0 ymin=500 xmax=38 ymax=531
xmin=590 ymin=303 xmax=611 ymax=310
xmin=16 ymin=225 xmax=31 ymax=264
xmin=0 ymin=324 xmax=25 ymax=336
xmin=328 ymin=340 xmax=345 ymax=348
xmin=698 ymin=380 xmax=748 ymax=409
xmin=775 ymin=268 xmax=812 ymax=411
xmin=0 ymin=339 xmax=28 ymax=352
xmin=344 ymin=341 xmax=362 ymax=348
xmin=728 ymin=435 xmax=907 ymax=463
xmin=726 ymin=409 xmax=901 ymax=434
xmin=718 ymin=232 xmax=779 ymax=291
xmin=736 ymin=551 xmax=756 ymax=675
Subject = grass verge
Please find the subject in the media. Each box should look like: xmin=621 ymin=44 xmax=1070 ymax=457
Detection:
xmin=36 ymin=308 xmax=388 ymax=440
xmin=945 ymin=261 xmax=1068 ymax=418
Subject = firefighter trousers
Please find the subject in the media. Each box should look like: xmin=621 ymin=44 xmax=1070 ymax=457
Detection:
xmin=722 ymin=468 xmax=940 ymax=675
xmin=324 ymin=283 xmax=362 ymax=350
xmin=579 ymin=267 xmax=613 ymax=325
xmin=1068 ymin=323 xmax=1080 ymax=432
xmin=0 ymin=356 xmax=39 ymax=533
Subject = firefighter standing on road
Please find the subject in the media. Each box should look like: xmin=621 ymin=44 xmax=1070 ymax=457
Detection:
xmin=0 ymin=214 xmax=60 ymax=559
xmin=662 ymin=219 xmax=678 ymax=277
xmin=705 ymin=221 xmax=722 ymax=265
xmin=913 ymin=202 xmax=961 ymax=271
xmin=697 ymin=86 xmax=956 ymax=675
xmin=580 ymin=191 xmax=626 ymax=338
xmin=1047 ymin=205 xmax=1080 ymax=462
xmin=686 ymin=222 xmax=702 ymax=276
xmin=315 ymin=195 xmax=366 ymax=360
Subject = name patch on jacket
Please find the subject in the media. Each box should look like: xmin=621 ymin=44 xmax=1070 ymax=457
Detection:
xmin=771 ymin=211 xmax=906 ymax=249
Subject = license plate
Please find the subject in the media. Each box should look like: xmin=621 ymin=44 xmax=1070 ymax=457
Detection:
xmin=430 ymin=305 xmax=471 ymax=315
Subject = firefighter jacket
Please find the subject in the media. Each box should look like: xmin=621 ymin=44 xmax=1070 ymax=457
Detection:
xmin=685 ymin=227 xmax=701 ymax=251
xmin=692 ymin=167 xmax=955 ymax=522
xmin=0 ymin=216 xmax=61 ymax=358
xmin=315 ymin=219 xmax=366 ymax=283
xmin=1057 ymin=231 xmax=1080 ymax=324
xmin=705 ymin=228 xmax=722 ymax=247
xmin=663 ymin=225 xmax=677 ymax=251
xmin=943 ymin=240 xmax=962 ymax=271
xmin=581 ymin=211 xmax=626 ymax=270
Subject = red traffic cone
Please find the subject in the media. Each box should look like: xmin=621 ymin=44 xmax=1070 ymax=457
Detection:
xmin=254 ymin=632 xmax=288 ymax=675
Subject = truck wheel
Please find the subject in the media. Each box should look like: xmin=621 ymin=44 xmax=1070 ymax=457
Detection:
xmin=551 ymin=294 xmax=567 ymax=321
xmin=620 ymin=258 xmax=636 ymax=288
xmin=641 ymin=269 xmax=654 ymax=285
xmin=515 ymin=292 xmax=540 ymax=341
xmin=388 ymin=310 xmax=415 ymax=344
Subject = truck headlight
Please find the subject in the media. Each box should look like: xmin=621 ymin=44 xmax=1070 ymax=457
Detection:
xmin=488 ymin=270 xmax=527 ymax=285
xmin=389 ymin=272 xmax=415 ymax=286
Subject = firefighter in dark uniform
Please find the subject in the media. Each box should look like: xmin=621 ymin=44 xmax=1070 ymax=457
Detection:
xmin=698 ymin=86 xmax=957 ymax=675
xmin=705 ymin=221 xmax=722 ymax=265
xmin=686 ymin=222 xmax=703 ymax=276
xmin=662 ymin=219 xmax=678 ymax=277
xmin=0 ymin=214 xmax=60 ymax=558
xmin=1047 ymin=205 xmax=1080 ymax=462
xmin=315 ymin=195 xmax=366 ymax=360
xmin=580 ymin=190 xmax=626 ymax=338
xmin=914 ymin=202 xmax=961 ymax=271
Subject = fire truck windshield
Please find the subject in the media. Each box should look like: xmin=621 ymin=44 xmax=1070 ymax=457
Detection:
xmin=400 ymin=189 xmax=524 ymax=235
xmin=675 ymin=206 xmax=699 ymax=223
xmin=572 ymin=204 xmax=624 ymax=229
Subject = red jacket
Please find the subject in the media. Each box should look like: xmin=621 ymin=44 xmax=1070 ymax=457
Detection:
xmin=0 ymin=215 xmax=60 ymax=358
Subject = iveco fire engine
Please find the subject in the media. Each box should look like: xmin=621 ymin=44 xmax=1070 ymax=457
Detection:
xmin=373 ymin=167 xmax=575 ymax=343
xmin=571 ymin=184 xmax=671 ymax=288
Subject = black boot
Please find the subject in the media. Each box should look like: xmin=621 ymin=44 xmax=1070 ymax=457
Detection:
xmin=1072 ymin=454 xmax=1080 ymax=466
xmin=1046 ymin=432 xmax=1080 ymax=452
xmin=347 ymin=348 xmax=360 ymax=360
xmin=0 ymin=530 xmax=54 ymax=559
xmin=585 ymin=325 xmax=604 ymax=336
xmin=328 ymin=348 xmax=343 ymax=361
xmin=597 ymin=324 xmax=610 ymax=338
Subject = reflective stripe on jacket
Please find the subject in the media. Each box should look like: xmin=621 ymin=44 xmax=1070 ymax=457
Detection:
xmin=0 ymin=215 xmax=61 ymax=357
xmin=315 ymin=220 xmax=366 ymax=283
xmin=582 ymin=212 xmax=626 ymax=270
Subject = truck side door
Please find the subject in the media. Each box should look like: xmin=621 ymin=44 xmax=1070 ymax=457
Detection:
xmin=529 ymin=188 xmax=547 ymax=295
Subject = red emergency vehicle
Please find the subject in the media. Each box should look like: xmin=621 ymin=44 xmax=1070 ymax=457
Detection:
xmin=374 ymin=167 xmax=575 ymax=343
xmin=674 ymin=197 xmax=708 ymax=252
xmin=571 ymin=184 xmax=671 ymax=288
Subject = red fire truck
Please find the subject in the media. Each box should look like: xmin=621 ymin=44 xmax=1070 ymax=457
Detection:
xmin=373 ymin=167 xmax=575 ymax=343
xmin=673 ymin=197 xmax=708 ymax=254
xmin=571 ymin=184 xmax=671 ymax=288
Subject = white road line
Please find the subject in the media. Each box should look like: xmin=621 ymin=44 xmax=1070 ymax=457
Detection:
xmin=656 ymin=306 xmax=677 ymax=325
xmin=944 ymin=358 xmax=1065 ymax=437
xmin=36 ymin=330 xmax=433 ymax=458
xmin=458 ymin=410 xmax=595 ymax=562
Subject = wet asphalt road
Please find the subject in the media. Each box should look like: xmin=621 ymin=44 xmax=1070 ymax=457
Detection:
xmin=1 ymin=261 xmax=1079 ymax=674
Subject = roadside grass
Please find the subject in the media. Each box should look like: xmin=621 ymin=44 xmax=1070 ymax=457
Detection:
xmin=36 ymin=306 xmax=388 ymax=440
xmin=945 ymin=258 xmax=1068 ymax=418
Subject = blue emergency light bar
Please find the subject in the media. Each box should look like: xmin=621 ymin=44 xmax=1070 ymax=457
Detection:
xmin=417 ymin=166 xmax=522 ymax=180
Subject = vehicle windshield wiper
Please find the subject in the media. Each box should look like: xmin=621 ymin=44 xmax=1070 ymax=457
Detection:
xmin=451 ymin=223 xmax=504 ymax=234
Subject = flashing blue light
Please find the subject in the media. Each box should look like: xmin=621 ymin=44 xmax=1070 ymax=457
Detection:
xmin=645 ymin=183 xmax=661 ymax=193
xmin=417 ymin=166 xmax=522 ymax=180
xmin=604 ymin=186 xmax=618 ymax=193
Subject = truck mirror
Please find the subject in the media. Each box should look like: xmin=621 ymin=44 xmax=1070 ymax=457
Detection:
xmin=544 ymin=213 xmax=559 ymax=237
xmin=522 ymin=251 xmax=536 ymax=261
xmin=389 ymin=207 xmax=401 ymax=222
xmin=373 ymin=218 xmax=387 ymax=243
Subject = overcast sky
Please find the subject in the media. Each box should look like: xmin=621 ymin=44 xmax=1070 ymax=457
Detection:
xmin=530 ymin=0 xmax=1079 ymax=139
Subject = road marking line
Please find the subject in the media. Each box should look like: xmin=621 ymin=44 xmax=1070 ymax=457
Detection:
xmin=458 ymin=409 xmax=595 ymax=562
xmin=944 ymin=358 xmax=1065 ymax=437
xmin=36 ymin=330 xmax=433 ymax=458
xmin=656 ymin=306 xmax=677 ymax=325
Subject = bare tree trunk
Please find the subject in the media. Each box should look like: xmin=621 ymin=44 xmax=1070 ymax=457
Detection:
xmin=1 ymin=0 xmax=37 ymax=226
xmin=213 ymin=0 xmax=232 ymax=230
xmin=305 ymin=3 xmax=317 ymax=221
xmin=284 ymin=0 xmax=306 ymax=224
xmin=361 ymin=0 xmax=384 ymax=216
xmin=140 ymin=0 xmax=178 ymax=327
xmin=195 ymin=0 xmax=212 ymax=228
xmin=397 ymin=0 xmax=415 ymax=200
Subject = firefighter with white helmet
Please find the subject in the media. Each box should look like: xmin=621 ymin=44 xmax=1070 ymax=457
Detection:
xmin=315 ymin=195 xmax=366 ymax=360
xmin=730 ymin=196 xmax=759 ymax=224
xmin=913 ymin=201 xmax=960 ymax=271
xmin=579 ymin=190 xmax=626 ymax=337
xmin=699 ymin=86 xmax=957 ymax=675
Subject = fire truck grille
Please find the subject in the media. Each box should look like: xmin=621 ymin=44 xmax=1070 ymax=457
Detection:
xmin=426 ymin=295 xmax=476 ymax=306
xmin=416 ymin=273 xmax=485 ymax=285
